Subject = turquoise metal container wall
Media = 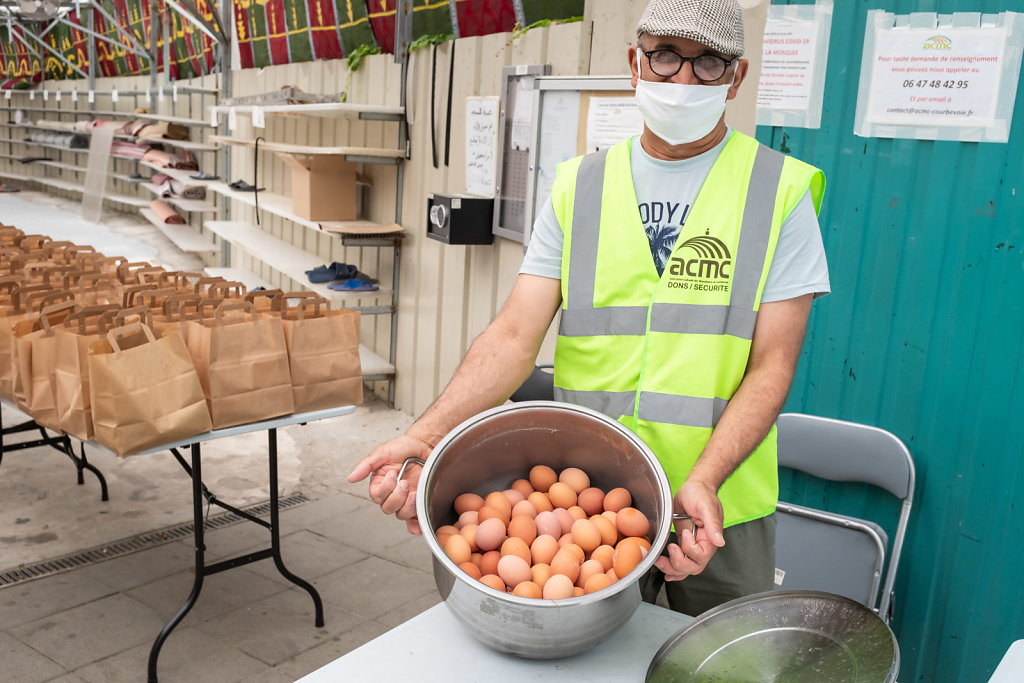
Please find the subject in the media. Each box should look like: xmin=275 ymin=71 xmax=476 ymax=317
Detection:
xmin=757 ymin=1 xmax=1023 ymax=681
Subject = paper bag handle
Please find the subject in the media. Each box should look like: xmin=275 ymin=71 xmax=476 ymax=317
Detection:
xmin=39 ymin=301 xmax=78 ymax=333
xmin=107 ymin=322 xmax=157 ymax=352
xmin=214 ymin=299 xmax=256 ymax=324
xmin=111 ymin=305 xmax=154 ymax=328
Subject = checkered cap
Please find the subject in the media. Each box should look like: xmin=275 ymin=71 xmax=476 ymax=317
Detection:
xmin=637 ymin=0 xmax=745 ymax=57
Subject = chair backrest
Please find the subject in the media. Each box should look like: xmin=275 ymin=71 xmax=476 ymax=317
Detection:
xmin=774 ymin=413 xmax=915 ymax=622
xmin=509 ymin=364 xmax=554 ymax=402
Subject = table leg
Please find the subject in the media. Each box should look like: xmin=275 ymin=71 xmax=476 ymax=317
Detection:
xmin=267 ymin=427 xmax=325 ymax=627
xmin=147 ymin=442 xmax=205 ymax=683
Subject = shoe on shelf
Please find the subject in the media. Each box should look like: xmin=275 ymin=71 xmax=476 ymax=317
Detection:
xmin=228 ymin=179 xmax=264 ymax=192
xmin=305 ymin=262 xmax=358 ymax=284
xmin=327 ymin=279 xmax=380 ymax=292
xmin=190 ymin=171 xmax=219 ymax=181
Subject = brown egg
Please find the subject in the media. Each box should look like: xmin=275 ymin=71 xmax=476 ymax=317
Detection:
xmin=584 ymin=572 xmax=615 ymax=594
xmin=590 ymin=544 xmax=615 ymax=571
xmin=479 ymin=550 xmax=502 ymax=577
xmin=558 ymin=466 xmax=591 ymax=493
xmin=530 ymin=534 xmax=559 ymax=565
xmin=454 ymin=492 xmax=485 ymax=515
xmin=542 ymin=573 xmax=575 ymax=600
xmin=603 ymin=487 xmax=632 ymax=512
xmin=529 ymin=465 xmax=558 ymax=493
xmin=497 ymin=554 xmax=533 ymax=589
xmin=613 ymin=539 xmax=644 ymax=578
xmin=590 ymin=514 xmax=619 ymax=547
xmin=577 ymin=559 xmax=605 ymax=588
xmin=547 ymin=481 xmax=577 ymax=509
xmin=501 ymin=537 xmax=532 ymax=564
xmin=508 ymin=515 xmax=538 ymax=546
xmin=532 ymin=563 xmax=552 ymax=588
xmin=602 ymin=510 xmax=618 ymax=525
xmin=456 ymin=510 xmax=479 ymax=529
xmin=459 ymin=561 xmax=482 ymax=580
xmin=484 ymin=491 xmax=513 ymax=520
xmin=470 ymin=552 xmax=482 ymax=566
xmin=618 ymin=535 xmax=652 ymax=556
xmin=557 ymin=533 xmax=575 ymax=548
xmin=561 ymin=543 xmax=585 ymax=564
xmin=475 ymin=517 xmax=507 ymax=552
xmin=444 ymin=534 xmax=472 ymax=565
xmin=550 ymin=548 xmax=581 ymax=583
xmin=573 ymin=586 xmax=586 ymax=597
xmin=511 ymin=499 xmax=538 ymax=519
xmin=503 ymin=488 xmax=525 ymax=508
xmin=616 ymin=507 xmax=651 ymax=538
xmin=571 ymin=518 xmax=602 ymax=553
xmin=459 ymin=523 xmax=480 ymax=552
xmin=480 ymin=574 xmax=507 ymax=592
xmin=527 ymin=491 xmax=555 ymax=513
xmin=478 ymin=504 xmax=510 ymax=527
xmin=535 ymin=510 xmax=562 ymax=538
xmin=435 ymin=525 xmax=459 ymax=544
xmin=553 ymin=508 xmax=575 ymax=535
xmin=510 ymin=478 xmax=535 ymax=499
xmin=577 ymin=487 xmax=606 ymax=516
xmin=567 ymin=506 xmax=587 ymax=522
xmin=512 ymin=580 xmax=542 ymax=599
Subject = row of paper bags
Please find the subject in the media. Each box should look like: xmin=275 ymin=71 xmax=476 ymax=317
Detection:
xmin=1 ymin=227 xmax=363 ymax=457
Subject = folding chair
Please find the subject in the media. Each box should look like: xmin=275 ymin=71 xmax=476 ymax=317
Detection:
xmin=509 ymin=364 xmax=554 ymax=402
xmin=773 ymin=413 xmax=915 ymax=623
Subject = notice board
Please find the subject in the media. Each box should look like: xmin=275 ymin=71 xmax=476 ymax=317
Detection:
xmin=520 ymin=75 xmax=638 ymax=247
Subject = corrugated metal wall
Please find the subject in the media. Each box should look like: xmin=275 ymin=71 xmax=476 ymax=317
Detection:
xmin=759 ymin=2 xmax=1024 ymax=681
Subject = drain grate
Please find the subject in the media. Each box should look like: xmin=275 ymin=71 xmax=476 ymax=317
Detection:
xmin=0 ymin=493 xmax=311 ymax=587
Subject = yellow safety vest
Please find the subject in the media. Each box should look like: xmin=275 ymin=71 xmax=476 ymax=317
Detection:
xmin=550 ymin=132 xmax=824 ymax=527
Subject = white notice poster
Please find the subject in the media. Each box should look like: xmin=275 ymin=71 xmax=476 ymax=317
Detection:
xmin=465 ymin=96 xmax=499 ymax=197
xmin=855 ymin=11 xmax=1024 ymax=142
xmin=756 ymin=0 xmax=833 ymax=129
xmin=584 ymin=97 xmax=643 ymax=153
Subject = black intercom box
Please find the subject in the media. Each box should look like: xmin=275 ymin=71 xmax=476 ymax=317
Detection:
xmin=426 ymin=193 xmax=494 ymax=245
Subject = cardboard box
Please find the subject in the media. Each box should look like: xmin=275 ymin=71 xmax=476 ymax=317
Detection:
xmin=276 ymin=153 xmax=357 ymax=222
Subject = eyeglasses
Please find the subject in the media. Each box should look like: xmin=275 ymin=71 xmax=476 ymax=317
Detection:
xmin=641 ymin=49 xmax=734 ymax=82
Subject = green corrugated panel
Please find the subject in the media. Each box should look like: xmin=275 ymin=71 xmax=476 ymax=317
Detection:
xmin=758 ymin=2 xmax=1024 ymax=681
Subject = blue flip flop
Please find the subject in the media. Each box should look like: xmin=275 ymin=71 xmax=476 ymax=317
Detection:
xmin=327 ymin=279 xmax=379 ymax=292
xmin=306 ymin=262 xmax=358 ymax=284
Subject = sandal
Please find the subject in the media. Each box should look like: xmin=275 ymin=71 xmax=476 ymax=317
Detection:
xmin=228 ymin=179 xmax=264 ymax=192
xmin=306 ymin=262 xmax=358 ymax=284
xmin=327 ymin=279 xmax=380 ymax=292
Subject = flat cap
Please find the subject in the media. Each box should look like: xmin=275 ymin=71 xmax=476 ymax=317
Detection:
xmin=637 ymin=0 xmax=745 ymax=57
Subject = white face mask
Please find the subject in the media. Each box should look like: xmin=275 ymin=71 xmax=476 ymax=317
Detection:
xmin=634 ymin=48 xmax=733 ymax=146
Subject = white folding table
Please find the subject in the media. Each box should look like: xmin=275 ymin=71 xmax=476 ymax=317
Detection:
xmin=298 ymin=601 xmax=694 ymax=682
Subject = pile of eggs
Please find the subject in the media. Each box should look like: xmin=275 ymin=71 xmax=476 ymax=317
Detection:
xmin=435 ymin=464 xmax=653 ymax=600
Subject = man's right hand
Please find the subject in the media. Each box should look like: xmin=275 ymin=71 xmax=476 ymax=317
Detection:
xmin=347 ymin=434 xmax=433 ymax=535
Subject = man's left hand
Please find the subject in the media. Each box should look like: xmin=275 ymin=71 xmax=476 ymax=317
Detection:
xmin=654 ymin=479 xmax=726 ymax=581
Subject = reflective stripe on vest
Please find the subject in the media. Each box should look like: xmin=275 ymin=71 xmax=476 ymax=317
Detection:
xmin=559 ymin=141 xmax=786 ymax=429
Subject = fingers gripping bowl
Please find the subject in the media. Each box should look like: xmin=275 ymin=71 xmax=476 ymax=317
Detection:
xmin=415 ymin=401 xmax=673 ymax=659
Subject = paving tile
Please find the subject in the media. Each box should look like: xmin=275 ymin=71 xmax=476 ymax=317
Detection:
xmin=236 ymin=667 xmax=294 ymax=683
xmin=201 ymin=519 xmax=276 ymax=561
xmin=197 ymin=587 xmax=366 ymax=666
xmin=306 ymin=501 xmax=414 ymax=555
xmin=240 ymin=529 xmax=368 ymax=586
xmin=42 ymin=673 xmax=87 ymax=683
xmin=73 ymin=623 xmax=269 ymax=683
xmin=0 ymin=630 xmax=69 ymax=682
xmin=317 ymin=556 xmax=438 ymax=622
xmin=11 ymin=593 xmax=167 ymax=670
xmin=375 ymin=533 xmax=435 ymax=573
xmin=277 ymin=493 xmax=365 ymax=535
xmin=275 ymin=619 xmax=391 ymax=681
xmin=0 ymin=572 xmax=116 ymax=629
xmin=125 ymin=565 xmax=287 ymax=623
xmin=73 ymin=540 xmax=196 ymax=592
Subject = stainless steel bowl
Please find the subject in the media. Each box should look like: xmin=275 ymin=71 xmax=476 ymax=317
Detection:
xmin=646 ymin=590 xmax=900 ymax=682
xmin=416 ymin=400 xmax=673 ymax=659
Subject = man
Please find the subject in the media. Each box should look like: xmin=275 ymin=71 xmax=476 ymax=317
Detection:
xmin=349 ymin=0 xmax=829 ymax=617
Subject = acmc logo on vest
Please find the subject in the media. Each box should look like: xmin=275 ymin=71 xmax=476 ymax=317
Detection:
xmin=667 ymin=230 xmax=733 ymax=291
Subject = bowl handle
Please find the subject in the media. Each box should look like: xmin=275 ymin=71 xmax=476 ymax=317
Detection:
xmin=397 ymin=456 xmax=425 ymax=481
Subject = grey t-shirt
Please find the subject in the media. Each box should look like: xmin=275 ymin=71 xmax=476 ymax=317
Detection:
xmin=520 ymin=131 xmax=830 ymax=303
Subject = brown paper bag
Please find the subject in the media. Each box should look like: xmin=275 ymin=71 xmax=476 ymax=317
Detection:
xmin=88 ymin=323 xmax=212 ymax=457
xmin=276 ymin=293 xmax=362 ymax=412
xmin=1 ymin=288 xmax=70 ymax=401
xmin=186 ymin=300 xmax=294 ymax=429
xmin=19 ymin=302 xmax=77 ymax=430
xmin=53 ymin=305 xmax=121 ymax=440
